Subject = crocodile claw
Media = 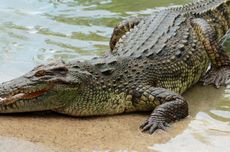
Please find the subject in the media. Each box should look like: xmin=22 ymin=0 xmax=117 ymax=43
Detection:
xmin=203 ymin=67 xmax=230 ymax=88
xmin=140 ymin=117 xmax=169 ymax=134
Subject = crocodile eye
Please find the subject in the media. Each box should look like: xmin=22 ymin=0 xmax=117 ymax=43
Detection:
xmin=35 ymin=70 xmax=46 ymax=77
xmin=51 ymin=66 xmax=68 ymax=75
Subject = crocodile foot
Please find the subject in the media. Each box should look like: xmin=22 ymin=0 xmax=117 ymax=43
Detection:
xmin=203 ymin=67 xmax=230 ymax=88
xmin=136 ymin=87 xmax=188 ymax=134
xmin=140 ymin=116 xmax=170 ymax=134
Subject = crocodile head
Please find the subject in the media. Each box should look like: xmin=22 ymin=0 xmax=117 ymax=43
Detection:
xmin=0 ymin=60 xmax=91 ymax=113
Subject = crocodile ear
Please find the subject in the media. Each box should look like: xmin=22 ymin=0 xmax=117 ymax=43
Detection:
xmin=73 ymin=69 xmax=94 ymax=84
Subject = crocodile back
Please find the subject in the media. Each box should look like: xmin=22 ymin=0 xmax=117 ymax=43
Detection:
xmin=112 ymin=0 xmax=230 ymax=59
xmin=112 ymin=9 xmax=187 ymax=59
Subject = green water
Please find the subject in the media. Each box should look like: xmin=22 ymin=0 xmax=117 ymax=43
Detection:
xmin=0 ymin=0 xmax=230 ymax=152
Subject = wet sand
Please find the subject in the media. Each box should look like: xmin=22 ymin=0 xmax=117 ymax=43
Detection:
xmin=0 ymin=84 xmax=225 ymax=152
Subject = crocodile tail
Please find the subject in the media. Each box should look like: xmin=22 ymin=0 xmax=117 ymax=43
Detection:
xmin=171 ymin=0 xmax=230 ymax=40
xmin=198 ymin=0 xmax=230 ymax=40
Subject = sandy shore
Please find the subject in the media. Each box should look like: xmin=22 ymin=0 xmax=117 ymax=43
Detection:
xmin=0 ymin=85 xmax=225 ymax=152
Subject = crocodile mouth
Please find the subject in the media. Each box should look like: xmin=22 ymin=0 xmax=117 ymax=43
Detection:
xmin=0 ymin=86 xmax=53 ymax=105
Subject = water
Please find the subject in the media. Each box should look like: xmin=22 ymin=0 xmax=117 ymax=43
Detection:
xmin=0 ymin=0 xmax=192 ymax=80
xmin=0 ymin=0 xmax=229 ymax=152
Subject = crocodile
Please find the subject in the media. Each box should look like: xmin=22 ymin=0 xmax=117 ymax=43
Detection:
xmin=0 ymin=0 xmax=230 ymax=134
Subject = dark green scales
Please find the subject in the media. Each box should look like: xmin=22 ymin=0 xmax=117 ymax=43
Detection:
xmin=0 ymin=0 xmax=230 ymax=134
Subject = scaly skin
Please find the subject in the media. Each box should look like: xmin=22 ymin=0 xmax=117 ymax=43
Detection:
xmin=0 ymin=0 xmax=230 ymax=134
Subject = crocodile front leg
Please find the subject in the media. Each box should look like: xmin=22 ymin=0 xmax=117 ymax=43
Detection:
xmin=132 ymin=86 xmax=188 ymax=134
xmin=109 ymin=17 xmax=143 ymax=52
xmin=191 ymin=18 xmax=230 ymax=88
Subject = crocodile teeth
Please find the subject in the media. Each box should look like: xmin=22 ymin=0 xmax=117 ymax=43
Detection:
xmin=12 ymin=93 xmax=25 ymax=100
xmin=0 ymin=85 xmax=53 ymax=104
xmin=118 ymin=38 xmax=123 ymax=43
xmin=0 ymin=97 xmax=5 ymax=102
xmin=121 ymin=35 xmax=126 ymax=39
